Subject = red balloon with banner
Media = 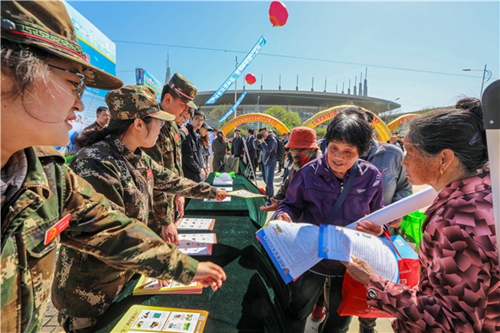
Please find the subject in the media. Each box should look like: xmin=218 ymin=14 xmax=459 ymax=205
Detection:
xmin=245 ymin=73 xmax=257 ymax=85
xmin=269 ymin=1 xmax=288 ymax=27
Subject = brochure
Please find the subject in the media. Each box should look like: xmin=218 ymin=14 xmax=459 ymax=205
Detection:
xmin=179 ymin=233 xmax=217 ymax=244
xmin=176 ymin=218 xmax=216 ymax=231
xmin=256 ymin=221 xmax=322 ymax=284
xmin=226 ymin=189 xmax=267 ymax=198
xmin=111 ymin=304 xmax=208 ymax=333
xmin=133 ymin=276 xmax=203 ymax=295
xmin=318 ymin=225 xmax=399 ymax=282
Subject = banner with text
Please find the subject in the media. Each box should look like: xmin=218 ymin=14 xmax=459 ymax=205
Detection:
xmin=205 ymin=36 xmax=266 ymax=105
xmin=218 ymin=91 xmax=247 ymax=123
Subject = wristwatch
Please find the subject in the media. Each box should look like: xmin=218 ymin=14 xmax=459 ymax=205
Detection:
xmin=367 ymin=288 xmax=378 ymax=300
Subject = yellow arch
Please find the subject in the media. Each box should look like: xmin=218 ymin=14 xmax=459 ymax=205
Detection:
xmin=387 ymin=114 xmax=420 ymax=132
xmin=220 ymin=113 xmax=290 ymax=135
xmin=301 ymin=105 xmax=392 ymax=142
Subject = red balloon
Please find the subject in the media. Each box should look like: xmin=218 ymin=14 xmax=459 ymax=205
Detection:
xmin=269 ymin=1 xmax=288 ymax=27
xmin=245 ymin=73 xmax=257 ymax=85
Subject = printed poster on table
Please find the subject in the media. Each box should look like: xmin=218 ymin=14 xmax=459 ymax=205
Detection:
xmin=111 ymin=304 xmax=208 ymax=333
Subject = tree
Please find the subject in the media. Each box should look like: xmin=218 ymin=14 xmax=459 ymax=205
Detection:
xmin=263 ymin=106 xmax=302 ymax=133
xmin=208 ymin=104 xmax=232 ymax=128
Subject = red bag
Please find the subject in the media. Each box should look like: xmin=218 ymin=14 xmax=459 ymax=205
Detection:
xmin=337 ymin=235 xmax=420 ymax=318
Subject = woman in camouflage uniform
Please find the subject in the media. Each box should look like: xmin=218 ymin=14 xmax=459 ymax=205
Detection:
xmin=53 ymin=85 xmax=227 ymax=331
xmin=0 ymin=2 xmax=226 ymax=333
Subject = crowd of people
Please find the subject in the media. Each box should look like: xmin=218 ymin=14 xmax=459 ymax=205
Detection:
xmin=1 ymin=1 xmax=498 ymax=333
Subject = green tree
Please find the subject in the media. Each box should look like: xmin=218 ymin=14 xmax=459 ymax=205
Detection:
xmin=263 ymin=106 xmax=302 ymax=133
xmin=208 ymin=104 xmax=232 ymax=128
xmin=314 ymin=127 xmax=327 ymax=139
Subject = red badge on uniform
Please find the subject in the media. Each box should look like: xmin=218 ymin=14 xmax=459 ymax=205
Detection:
xmin=147 ymin=169 xmax=153 ymax=179
xmin=174 ymin=133 xmax=180 ymax=140
xmin=44 ymin=213 xmax=71 ymax=245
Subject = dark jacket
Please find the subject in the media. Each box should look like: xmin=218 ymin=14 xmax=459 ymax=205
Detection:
xmin=182 ymin=123 xmax=205 ymax=182
xmin=275 ymin=154 xmax=384 ymax=275
xmin=253 ymin=133 xmax=277 ymax=166
xmin=231 ymin=135 xmax=244 ymax=157
xmin=246 ymin=135 xmax=258 ymax=159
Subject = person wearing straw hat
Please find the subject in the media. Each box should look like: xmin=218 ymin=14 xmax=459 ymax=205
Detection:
xmin=0 ymin=2 xmax=226 ymax=332
xmin=54 ymin=85 xmax=227 ymax=332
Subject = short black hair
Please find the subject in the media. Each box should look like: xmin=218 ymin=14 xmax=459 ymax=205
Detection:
xmin=325 ymin=112 xmax=372 ymax=156
xmin=259 ymin=127 xmax=267 ymax=132
xmin=96 ymin=106 xmax=108 ymax=115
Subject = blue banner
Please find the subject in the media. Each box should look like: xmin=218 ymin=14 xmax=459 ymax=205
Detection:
xmin=60 ymin=1 xmax=118 ymax=155
xmin=136 ymin=68 xmax=163 ymax=100
xmin=206 ymin=36 xmax=266 ymax=105
xmin=218 ymin=91 xmax=247 ymax=123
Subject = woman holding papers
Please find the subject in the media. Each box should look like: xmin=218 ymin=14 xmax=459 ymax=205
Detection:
xmin=345 ymin=106 xmax=499 ymax=333
xmin=53 ymin=85 xmax=227 ymax=332
xmin=275 ymin=110 xmax=385 ymax=333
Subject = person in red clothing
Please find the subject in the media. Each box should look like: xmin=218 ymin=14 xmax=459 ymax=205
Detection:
xmin=345 ymin=106 xmax=499 ymax=333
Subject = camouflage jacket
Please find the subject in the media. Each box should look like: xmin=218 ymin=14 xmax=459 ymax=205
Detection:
xmin=142 ymin=121 xmax=184 ymax=227
xmin=0 ymin=147 xmax=198 ymax=333
xmin=55 ymin=135 xmax=216 ymax=326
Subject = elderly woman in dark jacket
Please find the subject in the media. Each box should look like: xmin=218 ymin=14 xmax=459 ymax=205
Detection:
xmin=275 ymin=112 xmax=385 ymax=333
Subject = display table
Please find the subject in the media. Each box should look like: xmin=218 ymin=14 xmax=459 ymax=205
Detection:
xmin=92 ymin=214 xmax=282 ymax=333
xmin=186 ymin=174 xmax=267 ymax=227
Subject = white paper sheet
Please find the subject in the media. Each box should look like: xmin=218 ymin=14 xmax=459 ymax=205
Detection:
xmin=345 ymin=187 xmax=438 ymax=229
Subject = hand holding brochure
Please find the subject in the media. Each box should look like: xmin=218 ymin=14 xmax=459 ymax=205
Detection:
xmin=319 ymin=225 xmax=399 ymax=282
xmin=226 ymin=189 xmax=267 ymax=198
xmin=345 ymin=187 xmax=437 ymax=229
xmin=256 ymin=221 xmax=322 ymax=284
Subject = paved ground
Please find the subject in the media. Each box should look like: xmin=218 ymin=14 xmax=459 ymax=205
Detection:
xmin=40 ymin=168 xmax=425 ymax=333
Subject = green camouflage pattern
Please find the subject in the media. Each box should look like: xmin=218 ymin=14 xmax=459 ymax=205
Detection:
xmin=168 ymin=73 xmax=197 ymax=108
xmin=56 ymin=134 xmax=216 ymax=325
xmin=1 ymin=1 xmax=122 ymax=89
xmin=143 ymin=121 xmax=184 ymax=227
xmin=1 ymin=146 xmax=198 ymax=333
xmin=105 ymin=85 xmax=174 ymax=121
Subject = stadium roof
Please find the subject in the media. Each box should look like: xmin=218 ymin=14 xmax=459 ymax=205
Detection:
xmin=194 ymin=89 xmax=401 ymax=114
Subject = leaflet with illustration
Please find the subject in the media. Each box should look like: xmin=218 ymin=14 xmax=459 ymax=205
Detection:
xmin=319 ymin=225 xmax=399 ymax=282
xmin=255 ymin=221 xmax=322 ymax=284
xmin=179 ymin=233 xmax=217 ymax=244
xmin=226 ymin=189 xmax=267 ymax=198
xmin=111 ymin=304 xmax=208 ymax=333
xmin=133 ymin=276 xmax=202 ymax=295
xmin=176 ymin=218 xmax=216 ymax=231
xmin=179 ymin=243 xmax=213 ymax=256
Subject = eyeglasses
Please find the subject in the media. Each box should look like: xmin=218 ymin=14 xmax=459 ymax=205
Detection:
xmin=47 ymin=64 xmax=87 ymax=99
xmin=159 ymin=120 xmax=166 ymax=127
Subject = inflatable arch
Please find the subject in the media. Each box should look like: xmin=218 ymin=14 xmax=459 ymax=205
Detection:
xmin=387 ymin=114 xmax=420 ymax=132
xmin=301 ymin=105 xmax=392 ymax=143
xmin=219 ymin=113 xmax=290 ymax=135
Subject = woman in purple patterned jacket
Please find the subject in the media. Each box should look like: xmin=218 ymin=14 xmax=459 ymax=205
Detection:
xmin=346 ymin=106 xmax=499 ymax=332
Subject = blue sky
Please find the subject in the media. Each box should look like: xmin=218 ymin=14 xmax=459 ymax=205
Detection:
xmin=68 ymin=1 xmax=499 ymax=114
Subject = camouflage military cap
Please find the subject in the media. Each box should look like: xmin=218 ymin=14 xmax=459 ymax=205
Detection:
xmin=1 ymin=0 xmax=122 ymax=90
xmin=167 ymin=73 xmax=197 ymax=108
xmin=106 ymin=85 xmax=175 ymax=121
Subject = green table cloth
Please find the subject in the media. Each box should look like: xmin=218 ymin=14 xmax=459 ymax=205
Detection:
xmin=93 ymin=215 xmax=281 ymax=333
xmin=186 ymin=174 xmax=267 ymax=227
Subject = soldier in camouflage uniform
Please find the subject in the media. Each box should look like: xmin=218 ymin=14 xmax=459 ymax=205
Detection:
xmin=53 ymin=85 xmax=227 ymax=331
xmin=143 ymin=73 xmax=199 ymax=243
xmin=0 ymin=2 xmax=226 ymax=332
